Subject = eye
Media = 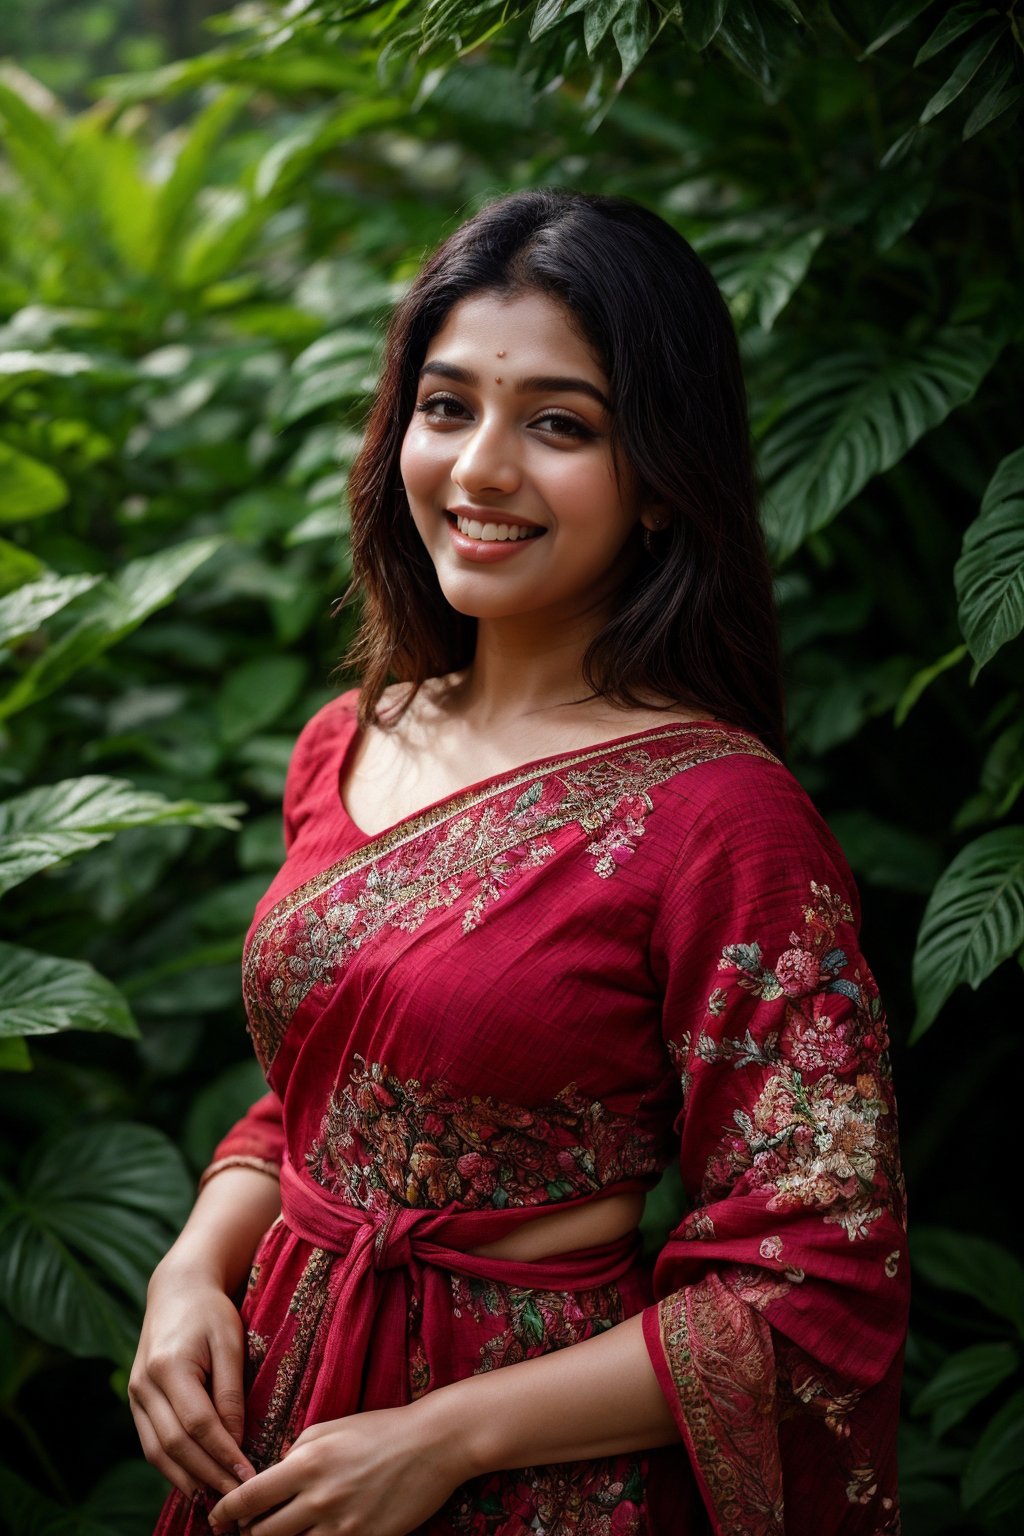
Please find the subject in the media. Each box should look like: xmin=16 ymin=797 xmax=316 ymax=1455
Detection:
xmin=531 ymin=412 xmax=597 ymax=441
xmin=415 ymin=392 xmax=469 ymax=422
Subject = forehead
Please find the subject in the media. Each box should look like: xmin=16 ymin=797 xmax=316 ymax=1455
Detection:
xmin=425 ymin=290 xmax=605 ymax=380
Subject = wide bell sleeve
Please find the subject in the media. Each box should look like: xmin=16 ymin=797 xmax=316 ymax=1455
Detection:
xmin=641 ymin=761 xmax=908 ymax=1536
xmin=198 ymin=695 xmax=353 ymax=1191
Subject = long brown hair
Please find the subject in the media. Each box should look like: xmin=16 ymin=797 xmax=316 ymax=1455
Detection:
xmin=343 ymin=189 xmax=787 ymax=762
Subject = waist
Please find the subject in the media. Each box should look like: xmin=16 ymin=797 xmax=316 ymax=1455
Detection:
xmin=278 ymin=1156 xmax=648 ymax=1288
xmin=464 ymin=1189 xmax=646 ymax=1261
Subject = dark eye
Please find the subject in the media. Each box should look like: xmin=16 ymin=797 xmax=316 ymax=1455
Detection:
xmin=533 ymin=412 xmax=596 ymax=441
xmin=415 ymin=392 xmax=468 ymax=421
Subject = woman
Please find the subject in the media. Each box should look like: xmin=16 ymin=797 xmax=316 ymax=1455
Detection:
xmin=131 ymin=190 xmax=908 ymax=1536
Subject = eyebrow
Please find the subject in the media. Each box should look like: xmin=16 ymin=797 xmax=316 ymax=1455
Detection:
xmin=419 ymin=361 xmax=611 ymax=412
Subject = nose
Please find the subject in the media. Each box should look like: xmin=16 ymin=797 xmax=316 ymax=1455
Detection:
xmin=451 ymin=414 xmax=521 ymax=498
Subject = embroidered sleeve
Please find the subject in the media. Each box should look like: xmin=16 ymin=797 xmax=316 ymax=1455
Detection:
xmin=643 ymin=762 xmax=908 ymax=1536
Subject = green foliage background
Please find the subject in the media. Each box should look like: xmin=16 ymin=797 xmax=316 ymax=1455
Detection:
xmin=1 ymin=1 xmax=1022 ymax=1529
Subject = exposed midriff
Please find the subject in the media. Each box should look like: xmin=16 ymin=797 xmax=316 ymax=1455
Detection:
xmin=464 ymin=1189 xmax=647 ymax=1262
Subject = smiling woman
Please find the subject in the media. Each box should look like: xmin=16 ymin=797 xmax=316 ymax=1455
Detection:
xmin=131 ymin=191 xmax=908 ymax=1536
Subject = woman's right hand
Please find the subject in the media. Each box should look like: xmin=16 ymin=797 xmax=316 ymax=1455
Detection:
xmin=129 ymin=1256 xmax=256 ymax=1499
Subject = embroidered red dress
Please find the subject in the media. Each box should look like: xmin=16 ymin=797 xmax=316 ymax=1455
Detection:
xmin=154 ymin=689 xmax=907 ymax=1536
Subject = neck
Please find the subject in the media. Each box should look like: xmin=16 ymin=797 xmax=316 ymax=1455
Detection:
xmin=453 ymin=609 xmax=607 ymax=730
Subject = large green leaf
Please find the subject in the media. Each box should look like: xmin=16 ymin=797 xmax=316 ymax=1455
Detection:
xmin=151 ymin=86 xmax=251 ymax=273
xmin=962 ymin=1388 xmax=1024 ymax=1511
xmin=955 ymin=446 xmax=1024 ymax=678
xmin=912 ymin=1342 xmax=1018 ymax=1438
xmin=0 ymin=775 xmax=244 ymax=898
xmin=912 ymin=1226 xmax=1024 ymax=1334
xmin=0 ymin=537 xmax=222 ymax=718
xmin=0 ymin=1122 xmax=192 ymax=1363
xmin=918 ymin=22 xmax=1003 ymax=124
xmin=0 ymin=943 xmax=137 ymax=1041
xmin=216 ymin=655 xmax=306 ymax=745
xmin=0 ymin=440 xmax=68 ymax=521
xmin=703 ymin=225 xmax=826 ymax=332
xmin=910 ymin=827 xmax=1024 ymax=1039
xmin=0 ymin=571 xmax=101 ymax=647
xmin=861 ymin=0 xmax=940 ymax=56
xmin=759 ymin=327 xmax=1003 ymax=562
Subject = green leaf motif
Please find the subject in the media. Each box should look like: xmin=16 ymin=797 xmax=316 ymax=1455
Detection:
xmin=0 ymin=774 xmax=244 ymax=899
xmin=0 ymin=571 xmax=101 ymax=648
xmin=0 ymin=536 xmax=222 ymax=719
xmin=0 ymin=1122 xmax=193 ymax=1364
xmin=912 ymin=1342 xmax=1018 ymax=1437
xmin=759 ymin=327 xmax=1002 ymax=562
xmin=910 ymin=827 xmax=1024 ymax=1040
xmin=0 ymin=441 xmax=68 ymax=522
xmin=955 ymin=446 xmax=1024 ymax=678
xmin=0 ymin=943 xmax=137 ymax=1041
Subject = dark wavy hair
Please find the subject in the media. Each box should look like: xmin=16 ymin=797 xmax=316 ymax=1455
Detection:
xmin=342 ymin=188 xmax=786 ymax=762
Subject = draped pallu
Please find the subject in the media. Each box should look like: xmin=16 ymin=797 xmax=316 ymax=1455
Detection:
xmin=154 ymin=690 xmax=908 ymax=1536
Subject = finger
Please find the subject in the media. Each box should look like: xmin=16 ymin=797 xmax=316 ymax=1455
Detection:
xmin=131 ymin=1400 xmax=200 ymax=1500
xmin=157 ymin=1363 xmax=250 ymax=1480
xmin=209 ymin=1325 xmax=252 ymax=1466
xmin=143 ymin=1387 xmax=244 ymax=1498
xmin=209 ymin=1457 xmax=301 ymax=1529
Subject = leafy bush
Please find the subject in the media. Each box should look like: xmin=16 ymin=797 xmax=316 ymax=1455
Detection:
xmin=0 ymin=2 xmax=1021 ymax=1529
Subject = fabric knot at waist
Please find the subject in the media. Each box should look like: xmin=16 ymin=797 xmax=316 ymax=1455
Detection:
xmin=277 ymin=1155 xmax=648 ymax=1423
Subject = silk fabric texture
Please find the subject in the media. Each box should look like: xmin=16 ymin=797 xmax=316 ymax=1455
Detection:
xmin=154 ymin=690 xmax=908 ymax=1536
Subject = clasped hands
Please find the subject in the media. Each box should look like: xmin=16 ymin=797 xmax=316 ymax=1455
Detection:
xmin=207 ymin=1407 xmax=467 ymax=1536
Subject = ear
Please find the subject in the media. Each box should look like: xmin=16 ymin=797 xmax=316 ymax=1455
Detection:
xmin=639 ymin=502 xmax=671 ymax=533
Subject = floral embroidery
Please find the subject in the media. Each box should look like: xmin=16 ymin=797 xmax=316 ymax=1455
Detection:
xmin=441 ymin=1458 xmax=648 ymax=1535
xmin=244 ymin=725 xmax=778 ymax=1069
xmin=305 ymin=1054 xmax=660 ymax=1212
xmin=450 ymin=1273 xmax=625 ymax=1371
xmin=689 ymin=881 xmax=903 ymax=1242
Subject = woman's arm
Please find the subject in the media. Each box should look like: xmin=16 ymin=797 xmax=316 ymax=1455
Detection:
xmin=130 ymin=1166 xmax=281 ymax=1500
xmin=421 ymin=1308 xmax=679 ymax=1468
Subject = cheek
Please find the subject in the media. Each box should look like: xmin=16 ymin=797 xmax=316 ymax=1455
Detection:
xmin=400 ymin=423 xmax=449 ymax=503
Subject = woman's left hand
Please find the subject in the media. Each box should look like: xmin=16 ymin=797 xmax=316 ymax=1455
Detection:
xmin=207 ymin=1401 xmax=469 ymax=1536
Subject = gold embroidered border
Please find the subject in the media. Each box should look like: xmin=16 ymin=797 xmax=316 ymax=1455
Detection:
xmin=245 ymin=725 xmax=780 ymax=1067
xmin=198 ymin=1155 xmax=282 ymax=1191
xmin=657 ymin=1283 xmax=784 ymax=1536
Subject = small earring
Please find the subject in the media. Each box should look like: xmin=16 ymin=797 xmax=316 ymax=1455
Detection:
xmin=642 ymin=516 xmax=667 ymax=555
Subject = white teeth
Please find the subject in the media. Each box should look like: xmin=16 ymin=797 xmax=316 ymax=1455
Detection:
xmin=455 ymin=515 xmax=540 ymax=542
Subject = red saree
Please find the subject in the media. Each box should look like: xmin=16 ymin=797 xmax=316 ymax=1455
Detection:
xmin=154 ymin=690 xmax=907 ymax=1536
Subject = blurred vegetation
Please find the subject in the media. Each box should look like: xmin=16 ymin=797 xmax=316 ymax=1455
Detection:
xmin=0 ymin=0 xmax=1022 ymax=1530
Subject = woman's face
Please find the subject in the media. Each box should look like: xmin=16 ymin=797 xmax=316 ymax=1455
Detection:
xmin=400 ymin=289 xmax=651 ymax=628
